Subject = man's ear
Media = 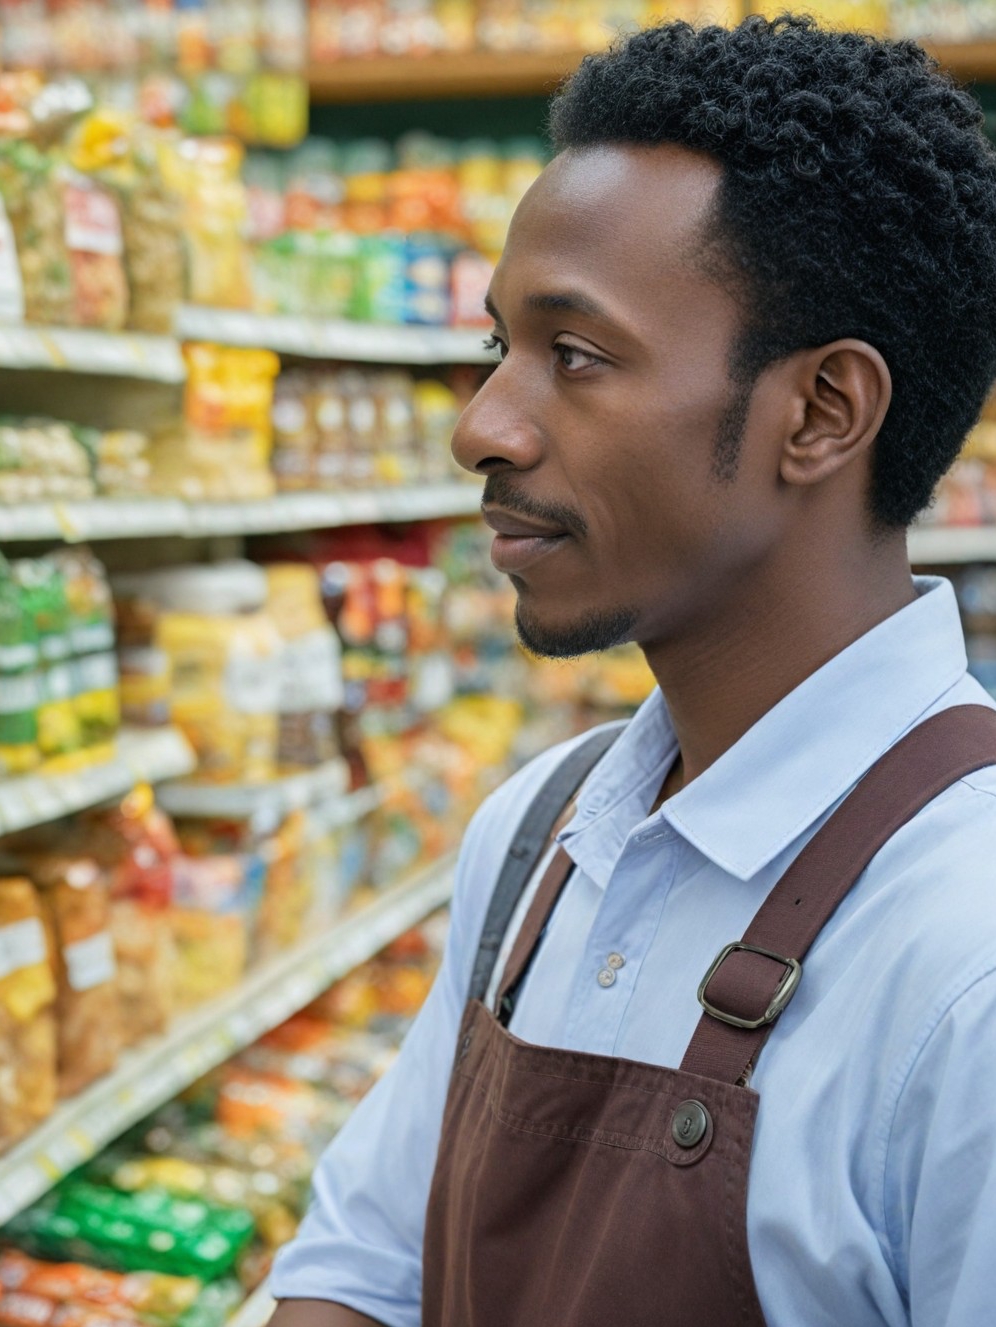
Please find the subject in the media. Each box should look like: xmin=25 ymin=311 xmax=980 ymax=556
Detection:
xmin=780 ymin=339 xmax=892 ymax=488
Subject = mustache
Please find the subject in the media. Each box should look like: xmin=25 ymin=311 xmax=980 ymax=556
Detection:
xmin=481 ymin=472 xmax=588 ymax=539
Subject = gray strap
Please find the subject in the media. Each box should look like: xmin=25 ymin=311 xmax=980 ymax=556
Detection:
xmin=467 ymin=722 xmax=626 ymax=1003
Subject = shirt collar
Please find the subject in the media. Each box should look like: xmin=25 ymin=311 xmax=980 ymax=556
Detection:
xmin=561 ymin=576 xmax=968 ymax=885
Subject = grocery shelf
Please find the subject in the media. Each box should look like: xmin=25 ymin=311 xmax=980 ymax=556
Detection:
xmin=926 ymin=40 xmax=996 ymax=81
xmin=176 ymin=305 xmax=495 ymax=365
xmin=306 ymin=42 xmax=996 ymax=103
xmin=0 ymin=484 xmax=483 ymax=543
xmin=907 ymin=524 xmax=996 ymax=564
xmin=0 ymin=728 xmax=195 ymax=836
xmin=308 ymin=47 xmax=584 ymax=101
xmin=228 ymin=1286 xmax=275 ymax=1327
xmin=0 ymin=851 xmax=456 ymax=1226
xmin=0 ymin=325 xmax=185 ymax=382
xmin=157 ymin=758 xmax=350 ymax=821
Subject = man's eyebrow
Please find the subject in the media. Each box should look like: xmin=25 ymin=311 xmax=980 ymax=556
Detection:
xmin=525 ymin=290 xmax=611 ymax=320
xmin=484 ymin=289 xmax=615 ymax=324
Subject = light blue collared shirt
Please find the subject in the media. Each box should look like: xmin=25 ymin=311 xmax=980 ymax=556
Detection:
xmin=272 ymin=576 xmax=996 ymax=1327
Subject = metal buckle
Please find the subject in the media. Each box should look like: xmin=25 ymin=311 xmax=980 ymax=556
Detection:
xmin=697 ymin=942 xmax=803 ymax=1030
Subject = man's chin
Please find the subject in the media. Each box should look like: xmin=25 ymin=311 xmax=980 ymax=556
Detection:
xmin=514 ymin=601 xmax=638 ymax=660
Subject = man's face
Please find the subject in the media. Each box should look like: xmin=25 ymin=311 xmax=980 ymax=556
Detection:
xmin=451 ymin=143 xmax=791 ymax=659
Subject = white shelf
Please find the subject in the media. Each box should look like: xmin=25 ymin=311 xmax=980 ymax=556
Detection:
xmin=0 ymin=326 xmax=185 ymax=381
xmin=157 ymin=758 xmax=350 ymax=821
xmin=0 ymin=484 xmax=482 ymax=543
xmin=907 ymin=524 xmax=996 ymax=564
xmin=228 ymin=1286 xmax=275 ymax=1327
xmin=176 ymin=305 xmax=495 ymax=366
xmin=0 ymin=728 xmax=194 ymax=835
xmin=0 ymin=852 xmax=456 ymax=1226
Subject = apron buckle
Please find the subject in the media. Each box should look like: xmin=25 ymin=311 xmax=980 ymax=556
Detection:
xmin=697 ymin=942 xmax=803 ymax=1030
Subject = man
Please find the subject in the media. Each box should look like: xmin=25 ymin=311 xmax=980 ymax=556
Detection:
xmin=269 ymin=15 xmax=996 ymax=1326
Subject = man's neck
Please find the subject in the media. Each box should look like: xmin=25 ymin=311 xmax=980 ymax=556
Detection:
xmin=642 ymin=538 xmax=916 ymax=791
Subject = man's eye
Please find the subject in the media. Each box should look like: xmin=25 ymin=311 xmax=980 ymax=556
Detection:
xmin=555 ymin=343 xmax=602 ymax=372
xmin=482 ymin=333 xmax=507 ymax=361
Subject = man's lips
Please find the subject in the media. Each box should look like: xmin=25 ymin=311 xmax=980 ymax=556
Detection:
xmin=482 ymin=505 xmax=571 ymax=575
xmin=481 ymin=506 xmax=569 ymax=539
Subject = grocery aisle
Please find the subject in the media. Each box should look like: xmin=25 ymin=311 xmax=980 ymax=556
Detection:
xmin=0 ymin=6 xmax=995 ymax=1327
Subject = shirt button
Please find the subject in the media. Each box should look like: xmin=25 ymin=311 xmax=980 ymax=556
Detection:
xmin=607 ymin=952 xmax=626 ymax=970
xmin=597 ymin=967 xmax=617 ymax=988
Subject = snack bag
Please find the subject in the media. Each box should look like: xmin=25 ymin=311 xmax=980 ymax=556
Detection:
xmin=61 ymin=169 xmax=129 ymax=330
xmin=30 ymin=855 xmax=121 ymax=1097
xmin=0 ymin=877 xmax=57 ymax=1152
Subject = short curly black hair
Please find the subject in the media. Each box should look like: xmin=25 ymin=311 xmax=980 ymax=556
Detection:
xmin=549 ymin=15 xmax=996 ymax=528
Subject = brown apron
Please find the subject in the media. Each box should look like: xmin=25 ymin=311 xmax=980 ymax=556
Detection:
xmin=423 ymin=704 xmax=996 ymax=1326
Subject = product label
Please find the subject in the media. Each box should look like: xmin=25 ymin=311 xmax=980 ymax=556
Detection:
xmin=279 ymin=628 xmax=344 ymax=712
xmin=0 ymin=641 xmax=38 ymax=672
xmin=224 ymin=651 xmax=281 ymax=715
xmin=43 ymin=662 xmax=74 ymax=702
xmin=0 ymin=671 xmax=41 ymax=714
xmin=63 ymin=930 xmax=116 ymax=992
xmin=75 ymin=651 xmax=119 ymax=693
xmin=0 ymin=196 xmax=25 ymax=324
xmin=64 ymin=175 xmax=124 ymax=257
xmin=0 ymin=917 xmax=47 ymax=981
xmin=70 ymin=621 xmax=115 ymax=655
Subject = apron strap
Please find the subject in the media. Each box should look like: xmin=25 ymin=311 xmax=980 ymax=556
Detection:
xmin=682 ymin=703 xmax=996 ymax=1085
xmin=496 ymin=846 xmax=575 ymax=1022
xmin=466 ymin=721 xmax=626 ymax=1006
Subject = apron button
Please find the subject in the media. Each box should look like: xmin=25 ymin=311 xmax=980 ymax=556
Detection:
xmin=671 ymin=1100 xmax=710 ymax=1149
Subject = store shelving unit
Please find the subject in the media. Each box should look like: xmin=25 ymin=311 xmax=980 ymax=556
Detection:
xmin=308 ymin=46 xmax=583 ymax=101
xmin=0 ymin=484 xmax=482 ymax=544
xmin=158 ymin=758 xmax=350 ymax=820
xmin=0 ymin=326 xmax=185 ymax=381
xmin=227 ymin=1287 xmax=276 ymax=1327
xmin=176 ymin=306 xmax=495 ymax=366
xmin=907 ymin=524 xmax=996 ymax=565
xmin=306 ymin=40 xmax=996 ymax=104
xmin=0 ymin=728 xmax=194 ymax=835
xmin=0 ymin=313 xmax=494 ymax=380
xmin=0 ymin=850 xmax=456 ymax=1227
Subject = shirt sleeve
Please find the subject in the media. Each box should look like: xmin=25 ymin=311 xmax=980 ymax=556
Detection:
xmin=268 ymin=736 xmax=587 ymax=1326
xmin=883 ymin=964 xmax=996 ymax=1327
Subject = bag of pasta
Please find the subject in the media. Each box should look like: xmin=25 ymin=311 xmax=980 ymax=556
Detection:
xmin=79 ymin=784 xmax=179 ymax=1046
xmin=0 ymin=141 xmax=72 ymax=326
xmin=68 ymin=113 xmax=186 ymax=335
xmin=31 ymin=854 xmax=121 ymax=1098
xmin=0 ymin=876 xmax=57 ymax=1152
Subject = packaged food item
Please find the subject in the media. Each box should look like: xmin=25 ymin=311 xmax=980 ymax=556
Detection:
xmin=4 ymin=1182 xmax=255 ymax=1281
xmin=0 ymin=1249 xmax=201 ymax=1325
xmin=50 ymin=548 xmax=120 ymax=756
xmin=0 ymin=877 xmax=57 ymax=1152
xmin=60 ymin=169 xmax=129 ymax=330
xmin=79 ymin=785 xmax=179 ymax=1044
xmin=264 ymin=563 xmax=343 ymax=771
xmin=0 ymin=419 xmax=94 ymax=504
xmin=69 ymin=112 xmax=187 ymax=335
xmin=94 ymin=1153 xmax=300 ymax=1254
xmin=169 ymin=851 xmax=257 ymax=1009
xmin=0 ymin=141 xmax=72 ymax=326
xmin=113 ymin=563 xmax=282 ymax=784
xmin=0 ymin=563 xmax=42 ymax=776
xmin=163 ymin=136 xmax=252 ymax=309
xmin=29 ymin=854 xmax=120 ymax=1097
xmin=151 ymin=343 xmax=279 ymax=501
xmin=15 ymin=558 xmax=83 ymax=767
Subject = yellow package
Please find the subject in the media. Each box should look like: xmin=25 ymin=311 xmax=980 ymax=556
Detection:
xmin=0 ymin=877 xmax=57 ymax=1152
xmin=157 ymin=609 xmax=281 ymax=784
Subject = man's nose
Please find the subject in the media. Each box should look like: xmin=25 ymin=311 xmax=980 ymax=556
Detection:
xmin=451 ymin=367 xmax=545 ymax=475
